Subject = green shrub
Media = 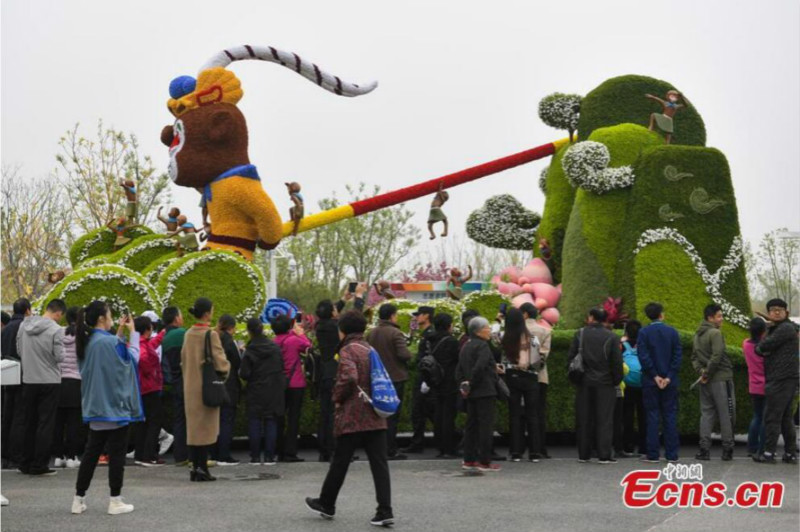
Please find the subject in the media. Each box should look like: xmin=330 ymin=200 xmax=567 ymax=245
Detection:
xmin=108 ymin=234 xmax=179 ymax=272
xmin=578 ymin=74 xmax=706 ymax=147
xmin=69 ymin=226 xmax=152 ymax=267
xmin=75 ymin=254 xmax=113 ymax=270
xmin=39 ymin=264 xmax=162 ymax=317
xmin=157 ymin=250 xmax=266 ymax=326
xmin=535 ymin=143 xmax=575 ymax=281
xmin=462 ymin=290 xmax=510 ymax=321
xmin=141 ymin=252 xmax=181 ymax=285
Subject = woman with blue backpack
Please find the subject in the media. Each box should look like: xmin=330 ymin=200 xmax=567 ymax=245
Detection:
xmin=621 ymin=320 xmax=646 ymax=456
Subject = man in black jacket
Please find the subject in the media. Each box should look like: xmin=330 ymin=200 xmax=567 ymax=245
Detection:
xmin=403 ymin=306 xmax=437 ymax=453
xmin=754 ymin=298 xmax=800 ymax=464
xmin=1 ymin=298 xmax=31 ymax=468
xmin=568 ymin=308 xmax=623 ymax=464
xmin=429 ymin=313 xmax=461 ymax=458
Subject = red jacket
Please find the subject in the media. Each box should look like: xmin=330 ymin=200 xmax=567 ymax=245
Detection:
xmin=333 ymin=334 xmax=387 ymax=437
xmin=138 ymin=330 xmax=166 ymax=395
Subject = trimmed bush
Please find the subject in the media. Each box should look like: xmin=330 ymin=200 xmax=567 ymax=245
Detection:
xmin=157 ymin=250 xmax=267 ymax=326
xmin=577 ymin=74 xmax=706 ymax=147
xmin=108 ymin=234 xmax=179 ymax=272
xmin=462 ymin=290 xmax=510 ymax=321
xmin=535 ymin=143 xmax=575 ymax=282
xmin=616 ymin=145 xmax=750 ymax=337
xmin=466 ymin=194 xmax=541 ymax=250
xmin=141 ymin=252 xmax=181 ymax=285
xmin=75 ymin=254 xmax=113 ymax=270
xmin=39 ymin=264 xmax=162 ymax=317
xmin=69 ymin=225 xmax=152 ymax=267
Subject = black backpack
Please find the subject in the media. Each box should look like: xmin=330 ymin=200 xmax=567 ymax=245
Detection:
xmin=418 ymin=339 xmax=445 ymax=388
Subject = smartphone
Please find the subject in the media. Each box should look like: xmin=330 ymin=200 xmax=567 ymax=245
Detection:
xmin=348 ymin=282 xmax=358 ymax=293
xmin=295 ymin=312 xmax=303 ymax=323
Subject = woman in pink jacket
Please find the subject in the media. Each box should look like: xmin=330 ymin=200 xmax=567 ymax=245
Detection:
xmin=743 ymin=317 xmax=767 ymax=457
xmin=272 ymin=313 xmax=312 ymax=462
xmin=133 ymin=316 xmax=166 ymax=466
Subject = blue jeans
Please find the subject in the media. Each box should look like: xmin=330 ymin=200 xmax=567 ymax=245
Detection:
xmin=214 ymin=404 xmax=237 ymax=461
xmin=643 ymin=384 xmax=680 ymax=460
xmin=748 ymin=394 xmax=765 ymax=455
xmin=249 ymin=417 xmax=277 ymax=462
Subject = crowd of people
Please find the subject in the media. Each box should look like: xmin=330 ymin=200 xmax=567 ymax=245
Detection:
xmin=1 ymin=289 xmax=798 ymax=524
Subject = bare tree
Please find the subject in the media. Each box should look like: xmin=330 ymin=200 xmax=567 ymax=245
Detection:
xmin=751 ymin=228 xmax=800 ymax=314
xmin=54 ymin=120 xmax=172 ymax=234
xmin=1 ymin=165 xmax=71 ymax=302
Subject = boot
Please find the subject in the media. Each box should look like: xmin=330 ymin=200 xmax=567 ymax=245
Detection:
xmin=694 ymin=449 xmax=710 ymax=461
xmin=721 ymin=448 xmax=733 ymax=461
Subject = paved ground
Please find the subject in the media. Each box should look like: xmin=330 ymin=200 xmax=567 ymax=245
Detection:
xmin=1 ymin=446 xmax=798 ymax=532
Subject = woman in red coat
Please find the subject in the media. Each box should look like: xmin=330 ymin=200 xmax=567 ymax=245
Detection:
xmin=305 ymin=311 xmax=394 ymax=527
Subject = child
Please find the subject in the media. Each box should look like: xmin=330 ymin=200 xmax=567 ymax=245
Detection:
xmin=119 ymin=180 xmax=138 ymax=223
xmin=157 ymin=206 xmax=181 ymax=232
xmin=167 ymin=215 xmax=199 ymax=256
xmin=107 ymin=217 xmax=142 ymax=251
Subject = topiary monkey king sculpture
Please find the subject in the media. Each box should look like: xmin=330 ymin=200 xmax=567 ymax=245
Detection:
xmin=161 ymin=45 xmax=377 ymax=260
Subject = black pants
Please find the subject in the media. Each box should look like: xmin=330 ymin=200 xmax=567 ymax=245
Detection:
xmin=76 ymin=426 xmax=130 ymax=497
xmin=434 ymin=390 xmax=458 ymax=455
xmin=278 ymin=388 xmax=305 ymax=458
xmin=318 ymin=379 xmax=335 ymax=458
xmin=763 ymin=379 xmax=798 ymax=456
xmin=214 ymin=403 xmax=237 ymax=461
xmin=612 ymin=396 xmax=624 ymax=453
xmin=464 ymin=396 xmax=495 ymax=464
xmin=2 ymin=385 xmax=27 ymax=464
xmin=53 ymin=407 xmax=84 ymax=459
xmin=319 ymin=430 xmax=391 ymax=513
xmin=576 ymin=384 xmax=616 ymax=461
xmin=537 ymin=383 xmax=548 ymax=455
xmin=507 ymin=373 xmax=540 ymax=458
xmin=409 ymin=378 xmax=437 ymax=448
xmin=189 ymin=444 xmax=210 ymax=472
xmin=386 ymin=381 xmax=405 ymax=455
xmin=134 ymin=392 xmax=162 ymax=462
xmin=21 ymin=383 xmax=60 ymax=472
xmin=171 ymin=378 xmax=188 ymax=463
xmin=622 ymin=386 xmax=647 ymax=454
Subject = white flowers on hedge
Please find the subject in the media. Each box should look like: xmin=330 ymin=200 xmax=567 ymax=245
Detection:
xmin=539 ymin=166 xmax=549 ymax=195
xmin=117 ymin=237 xmax=176 ymax=267
xmin=538 ymin=93 xmax=582 ymax=141
xmin=634 ymin=227 xmax=748 ymax=327
xmin=56 ymin=265 xmax=162 ymax=312
xmin=75 ymin=230 xmax=107 ymax=263
xmin=466 ymin=194 xmax=541 ymax=250
xmin=562 ymin=141 xmax=635 ymax=194
xmin=161 ymin=252 xmax=266 ymax=321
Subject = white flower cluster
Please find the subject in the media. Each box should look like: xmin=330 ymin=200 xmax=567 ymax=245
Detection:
xmin=539 ymin=166 xmax=549 ymax=195
xmin=59 ymin=265 xmax=162 ymax=311
xmin=162 ymin=252 xmax=266 ymax=321
xmin=75 ymin=230 xmax=107 ymax=263
xmin=538 ymin=93 xmax=581 ymax=136
xmin=562 ymin=141 xmax=635 ymax=194
xmin=147 ymin=258 xmax=180 ymax=285
xmin=118 ymin=237 xmax=176 ymax=266
xmin=634 ymin=227 xmax=748 ymax=327
xmin=466 ymin=194 xmax=540 ymax=250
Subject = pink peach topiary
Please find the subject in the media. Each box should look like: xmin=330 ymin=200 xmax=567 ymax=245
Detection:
xmin=512 ymin=293 xmax=535 ymax=308
xmin=541 ymin=307 xmax=560 ymax=325
xmin=532 ymin=283 xmax=560 ymax=308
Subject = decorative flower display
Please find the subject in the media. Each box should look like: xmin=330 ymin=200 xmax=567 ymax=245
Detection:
xmin=538 ymin=92 xmax=582 ymax=141
xmin=466 ymin=194 xmax=541 ymax=250
xmin=561 ymin=140 xmax=635 ymax=194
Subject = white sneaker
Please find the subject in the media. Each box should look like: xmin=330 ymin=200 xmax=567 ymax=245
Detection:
xmin=125 ymin=450 xmax=135 ymax=459
xmin=108 ymin=496 xmax=134 ymax=515
xmin=1 ymin=494 xmax=9 ymax=506
xmin=66 ymin=457 xmax=81 ymax=469
xmin=71 ymin=495 xmax=86 ymax=514
xmin=54 ymin=457 xmax=66 ymax=468
xmin=158 ymin=432 xmax=174 ymax=456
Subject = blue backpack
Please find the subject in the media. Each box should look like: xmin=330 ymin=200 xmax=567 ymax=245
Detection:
xmin=367 ymin=347 xmax=400 ymax=418
xmin=622 ymin=341 xmax=642 ymax=388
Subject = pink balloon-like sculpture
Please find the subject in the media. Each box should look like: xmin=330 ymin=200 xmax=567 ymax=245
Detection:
xmin=494 ymin=258 xmax=560 ymax=327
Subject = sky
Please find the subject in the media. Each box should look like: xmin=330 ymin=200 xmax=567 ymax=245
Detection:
xmin=2 ymin=0 xmax=799 ymax=267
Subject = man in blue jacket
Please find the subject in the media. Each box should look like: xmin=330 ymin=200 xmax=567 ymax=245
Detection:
xmin=636 ymin=302 xmax=682 ymax=462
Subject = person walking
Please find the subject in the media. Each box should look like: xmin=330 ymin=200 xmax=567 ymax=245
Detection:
xmin=181 ymin=297 xmax=230 ymax=481
xmin=1 ymin=298 xmax=32 ymax=469
xmin=132 ymin=316 xmax=167 ymax=467
xmin=366 ymin=303 xmax=413 ymax=459
xmin=17 ymin=299 xmax=66 ymax=476
xmin=52 ymin=307 xmax=84 ymax=469
xmin=637 ymin=303 xmax=683 ymax=462
xmin=743 ymin=317 xmax=767 ymax=458
xmin=568 ymin=308 xmax=623 ymax=464
xmin=305 ymin=310 xmax=394 ymax=526
xmin=429 ymin=313 xmax=461 ymax=458
xmin=456 ymin=316 xmax=502 ymax=472
xmin=500 ymin=308 xmax=541 ymax=462
xmin=240 ymin=318 xmax=285 ymax=465
xmin=272 ymin=313 xmax=312 ymax=462
xmin=520 ymin=303 xmax=552 ymax=458
xmin=692 ymin=304 xmax=735 ymax=461
xmin=620 ymin=320 xmax=647 ymax=457
xmin=753 ymin=298 xmax=799 ymax=464
xmin=161 ymin=307 xmax=188 ymax=465
xmin=72 ymin=301 xmax=141 ymax=515
xmin=214 ymin=314 xmax=241 ymax=466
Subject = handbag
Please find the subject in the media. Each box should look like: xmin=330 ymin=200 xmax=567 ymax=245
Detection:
xmin=567 ymin=328 xmax=586 ymax=385
xmin=202 ymin=331 xmax=230 ymax=407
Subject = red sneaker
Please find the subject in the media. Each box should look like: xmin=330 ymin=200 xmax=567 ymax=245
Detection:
xmin=98 ymin=454 xmax=109 ymax=465
xmin=477 ymin=463 xmax=501 ymax=472
xmin=461 ymin=461 xmax=479 ymax=471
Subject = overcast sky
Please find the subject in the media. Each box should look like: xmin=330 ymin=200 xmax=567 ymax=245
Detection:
xmin=2 ymin=0 xmax=798 ymax=266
